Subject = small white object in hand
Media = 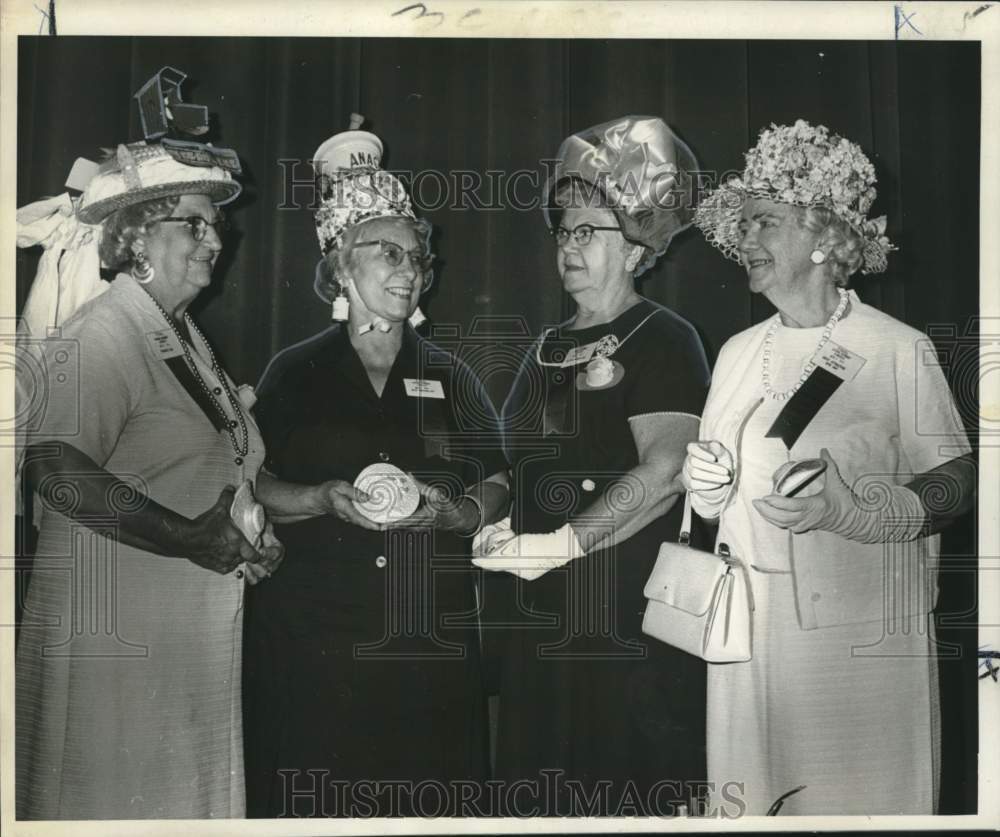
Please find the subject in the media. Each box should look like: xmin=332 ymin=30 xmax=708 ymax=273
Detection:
xmin=353 ymin=463 xmax=420 ymax=524
xmin=230 ymin=480 xmax=265 ymax=548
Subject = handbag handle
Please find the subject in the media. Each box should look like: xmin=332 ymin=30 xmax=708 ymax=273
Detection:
xmin=678 ymin=396 xmax=764 ymax=545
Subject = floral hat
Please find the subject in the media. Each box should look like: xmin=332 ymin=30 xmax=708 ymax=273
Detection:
xmin=312 ymin=116 xmax=416 ymax=256
xmin=544 ymin=115 xmax=698 ymax=266
xmin=694 ymin=119 xmax=895 ymax=274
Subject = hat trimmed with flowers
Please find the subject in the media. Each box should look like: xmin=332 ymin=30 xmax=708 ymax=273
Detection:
xmin=694 ymin=119 xmax=895 ymax=274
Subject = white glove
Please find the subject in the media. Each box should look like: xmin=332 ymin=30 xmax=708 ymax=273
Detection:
xmin=471 ymin=523 xmax=584 ymax=581
xmin=472 ymin=516 xmax=515 ymax=558
xmin=753 ymin=448 xmax=927 ymax=543
xmin=682 ymin=441 xmax=734 ymax=500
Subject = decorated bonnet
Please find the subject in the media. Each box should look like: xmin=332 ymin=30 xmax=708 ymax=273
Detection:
xmin=17 ymin=66 xmax=242 ymax=338
xmin=77 ymin=66 xmax=241 ymax=224
xmin=312 ymin=115 xmax=417 ymax=256
xmin=544 ymin=115 xmax=699 ymax=270
xmin=694 ymin=119 xmax=895 ymax=274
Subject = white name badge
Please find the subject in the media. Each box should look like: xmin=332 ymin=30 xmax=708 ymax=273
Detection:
xmin=815 ymin=340 xmax=866 ymax=382
xmin=404 ymin=378 xmax=445 ymax=399
xmin=560 ymin=341 xmax=598 ymax=367
xmin=146 ymin=329 xmax=184 ymax=360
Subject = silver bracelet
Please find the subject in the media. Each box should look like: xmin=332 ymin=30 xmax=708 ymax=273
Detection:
xmin=460 ymin=493 xmax=485 ymax=537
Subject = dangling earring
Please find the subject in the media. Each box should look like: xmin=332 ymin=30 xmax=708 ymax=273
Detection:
xmin=810 ymin=249 xmax=827 ymax=265
xmin=331 ymin=291 xmax=350 ymax=321
xmin=132 ymin=251 xmax=155 ymax=284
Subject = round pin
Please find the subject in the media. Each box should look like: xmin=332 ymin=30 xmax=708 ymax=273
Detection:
xmin=582 ymin=479 xmax=596 ymax=492
xmin=375 ymin=555 xmax=388 ymax=569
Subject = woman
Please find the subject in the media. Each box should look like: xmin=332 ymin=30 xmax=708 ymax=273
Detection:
xmin=687 ymin=119 xmax=975 ymax=815
xmin=242 ymin=123 xmax=510 ymax=818
xmin=475 ymin=116 xmax=711 ymax=816
xmin=15 ymin=73 xmax=284 ymax=819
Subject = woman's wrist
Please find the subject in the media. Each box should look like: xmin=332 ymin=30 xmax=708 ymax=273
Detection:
xmin=455 ymin=494 xmax=485 ymax=536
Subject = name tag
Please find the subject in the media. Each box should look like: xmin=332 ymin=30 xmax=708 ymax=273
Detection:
xmin=404 ymin=378 xmax=445 ymax=399
xmin=815 ymin=340 xmax=866 ymax=382
xmin=560 ymin=341 xmax=598 ymax=367
xmin=146 ymin=329 xmax=183 ymax=360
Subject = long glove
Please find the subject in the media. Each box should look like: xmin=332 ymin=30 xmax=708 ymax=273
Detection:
xmin=471 ymin=523 xmax=584 ymax=581
xmin=753 ymin=448 xmax=927 ymax=543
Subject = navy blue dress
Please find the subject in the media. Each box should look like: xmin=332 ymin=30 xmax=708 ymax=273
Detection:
xmin=491 ymin=299 xmax=711 ymax=816
xmin=243 ymin=324 xmax=507 ymax=818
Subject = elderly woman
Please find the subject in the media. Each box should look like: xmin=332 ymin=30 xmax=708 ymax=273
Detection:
xmin=242 ymin=122 xmax=510 ymax=818
xmin=475 ymin=116 xmax=711 ymax=815
xmin=687 ymin=120 xmax=975 ymax=815
xmin=15 ymin=71 xmax=284 ymax=819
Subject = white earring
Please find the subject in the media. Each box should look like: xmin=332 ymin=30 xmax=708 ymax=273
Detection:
xmin=408 ymin=307 xmax=427 ymax=329
xmin=131 ymin=251 xmax=154 ymax=284
xmin=331 ymin=292 xmax=349 ymax=321
xmin=810 ymin=249 xmax=827 ymax=265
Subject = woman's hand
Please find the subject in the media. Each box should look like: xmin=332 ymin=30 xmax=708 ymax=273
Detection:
xmin=472 ymin=516 xmax=515 ymax=557
xmin=753 ymin=448 xmax=926 ymax=543
xmin=383 ymin=477 xmax=481 ymax=534
xmin=243 ymin=522 xmax=286 ymax=585
xmin=182 ymin=486 xmax=264 ymax=574
xmin=313 ymin=480 xmax=383 ymax=531
xmin=681 ymin=441 xmax=734 ymax=495
xmin=471 ymin=523 xmax=584 ymax=581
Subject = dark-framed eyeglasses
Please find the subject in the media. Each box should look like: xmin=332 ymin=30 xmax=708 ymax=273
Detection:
xmin=550 ymin=223 xmax=622 ymax=247
xmin=159 ymin=213 xmax=229 ymax=242
xmin=353 ymin=239 xmax=435 ymax=273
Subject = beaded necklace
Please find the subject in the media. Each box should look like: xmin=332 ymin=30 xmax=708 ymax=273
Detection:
xmin=761 ymin=287 xmax=850 ymax=401
xmin=535 ymin=309 xmax=659 ymax=368
xmin=140 ymin=286 xmax=249 ymax=460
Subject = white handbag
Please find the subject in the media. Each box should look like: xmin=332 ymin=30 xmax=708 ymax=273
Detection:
xmin=641 ymin=397 xmax=761 ymax=663
xmin=641 ymin=493 xmax=753 ymax=662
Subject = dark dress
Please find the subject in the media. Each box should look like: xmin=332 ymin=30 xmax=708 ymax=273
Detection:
xmin=491 ymin=298 xmax=711 ymax=816
xmin=243 ymin=324 xmax=507 ymax=818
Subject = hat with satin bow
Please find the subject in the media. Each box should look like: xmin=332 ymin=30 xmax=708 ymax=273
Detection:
xmin=544 ymin=115 xmax=699 ymax=266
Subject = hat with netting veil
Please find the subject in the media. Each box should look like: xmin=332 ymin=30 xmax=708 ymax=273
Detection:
xmin=544 ymin=115 xmax=699 ymax=261
xmin=694 ymin=119 xmax=895 ymax=274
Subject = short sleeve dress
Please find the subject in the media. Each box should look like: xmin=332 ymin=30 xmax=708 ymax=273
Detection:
xmin=493 ymin=298 xmax=712 ymax=815
xmin=693 ymin=291 xmax=972 ymax=815
xmin=242 ymin=324 xmax=508 ymax=818
xmin=16 ymin=275 xmax=265 ymax=819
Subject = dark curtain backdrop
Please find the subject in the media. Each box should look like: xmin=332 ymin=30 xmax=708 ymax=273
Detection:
xmin=16 ymin=37 xmax=980 ymax=813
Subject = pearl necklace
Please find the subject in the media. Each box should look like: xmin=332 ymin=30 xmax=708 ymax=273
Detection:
xmin=140 ymin=286 xmax=250 ymax=460
xmin=761 ymin=288 xmax=850 ymax=401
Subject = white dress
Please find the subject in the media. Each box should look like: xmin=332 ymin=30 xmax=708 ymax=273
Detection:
xmin=692 ymin=291 xmax=971 ymax=816
xmin=16 ymin=276 xmax=265 ymax=819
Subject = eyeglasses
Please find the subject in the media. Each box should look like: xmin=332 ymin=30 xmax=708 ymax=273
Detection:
xmin=353 ymin=239 xmax=435 ymax=273
xmin=550 ymin=223 xmax=622 ymax=247
xmin=159 ymin=214 xmax=229 ymax=242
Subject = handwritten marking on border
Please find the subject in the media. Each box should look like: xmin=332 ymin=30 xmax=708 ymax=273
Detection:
xmin=894 ymin=5 xmax=922 ymax=39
